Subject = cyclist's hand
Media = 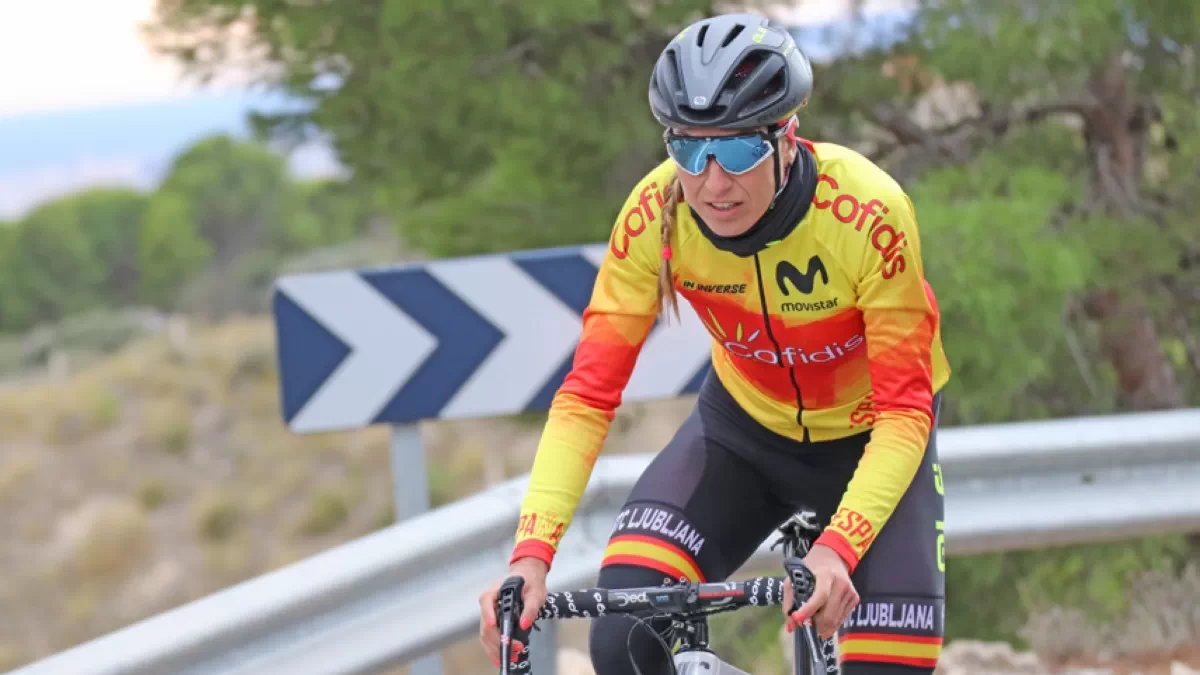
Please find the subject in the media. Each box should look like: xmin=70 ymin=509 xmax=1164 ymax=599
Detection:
xmin=783 ymin=544 xmax=858 ymax=640
xmin=478 ymin=557 xmax=549 ymax=669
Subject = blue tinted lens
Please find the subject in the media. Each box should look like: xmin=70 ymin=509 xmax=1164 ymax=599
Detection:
xmin=667 ymin=135 xmax=773 ymax=175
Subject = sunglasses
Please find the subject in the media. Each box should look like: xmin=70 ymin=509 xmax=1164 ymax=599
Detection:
xmin=664 ymin=126 xmax=786 ymax=176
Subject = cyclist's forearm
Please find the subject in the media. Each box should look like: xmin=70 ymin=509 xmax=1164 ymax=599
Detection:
xmin=510 ymin=309 xmax=653 ymax=567
xmin=815 ymin=408 xmax=931 ymax=572
xmin=507 ymin=212 xmax=659 ymax=565
xmin=511 ymin=394 xmax=614 ymax=566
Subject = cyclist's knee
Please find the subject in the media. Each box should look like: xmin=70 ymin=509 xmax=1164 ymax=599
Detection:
xmin=588 ymin=613 xmax=673 ymax=675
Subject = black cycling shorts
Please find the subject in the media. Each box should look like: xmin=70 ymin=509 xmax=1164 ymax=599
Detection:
xmin=589 ymin=370 xmax=945 ymax=674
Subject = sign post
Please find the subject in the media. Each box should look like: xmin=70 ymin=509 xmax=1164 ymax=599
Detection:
xmin=389 ymin=424 xmax=439 ymax=675
xmin=272 ymin=244 xmax=713 ymax=673
xmin=389 ymin=424 xmax=428 ymax=520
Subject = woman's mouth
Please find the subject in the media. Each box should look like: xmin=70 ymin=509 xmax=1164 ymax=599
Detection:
xmin=708 ymin=201 xmax=742 ymax=215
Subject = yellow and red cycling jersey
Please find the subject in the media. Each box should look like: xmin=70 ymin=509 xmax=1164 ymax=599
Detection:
xmin=511 ymin=140 xmax=951 ymax=573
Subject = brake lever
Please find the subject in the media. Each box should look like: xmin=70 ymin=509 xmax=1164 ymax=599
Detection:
xmin=783 ymin=556 xmax=816 ymax=607
xmin=497 ymin=576 xmax=525 ymax=673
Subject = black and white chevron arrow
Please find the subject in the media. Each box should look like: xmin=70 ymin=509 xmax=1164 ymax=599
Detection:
xmin=272 ymin=244 xmax=713 ymax=433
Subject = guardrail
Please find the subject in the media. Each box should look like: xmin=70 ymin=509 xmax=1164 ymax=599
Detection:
xmin=9 ymin=407 xmax=1200 ymax=675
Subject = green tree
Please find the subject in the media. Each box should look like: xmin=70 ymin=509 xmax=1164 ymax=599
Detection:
xmin=154 ymin=134 xmax=303 ymax=262
xmin=0 ymin=134 xmax=384 ymax=329
xmin=137 ymin=191 xmax=214 ymax=309
xmin=781 ymin=0 xmax=1199 ymax=417
xmin=894 ymin=0 xmax=1200 ymax=412
xmin=911 ymin=150 xmax=1095 ymax=423
xmin=0 ymin=220 xmax=16 ymax=330
xmin=0 ymin=189 xmax=149 ymax=330
xmin=74 ymin=188 xmax=151 ymax=304
xmin=145 ymin=0 xmax=722 ymax=257
xmin=292 ymin=178 xmax=378 ymax=248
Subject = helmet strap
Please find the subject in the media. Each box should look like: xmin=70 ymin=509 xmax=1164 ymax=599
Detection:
xmin=770 ymin=143 xmax=784 ymax=208
xmin=767 ymin=116 xmax=799 ymax=208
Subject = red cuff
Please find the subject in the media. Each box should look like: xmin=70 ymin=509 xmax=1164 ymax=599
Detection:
xmin=510 ymin=540 xmax=556 ymax=571
xmin=814 ymin=530 xmax=861 ymax=574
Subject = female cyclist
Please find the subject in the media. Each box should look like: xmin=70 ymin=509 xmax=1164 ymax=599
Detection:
xmin=479 ymin=12 xmax=951 ymax=674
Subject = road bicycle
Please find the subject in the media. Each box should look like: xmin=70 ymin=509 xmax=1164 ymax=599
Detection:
xmin=496 ymin=510 xmax=841 ymax=674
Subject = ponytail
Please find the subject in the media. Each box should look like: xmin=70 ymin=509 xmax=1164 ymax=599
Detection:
xmin=656 ymin=175 xmax=683 ymax=323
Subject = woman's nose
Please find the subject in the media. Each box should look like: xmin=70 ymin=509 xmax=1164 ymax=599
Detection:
xmin=702 ymin=158 xmax=735 ymax=189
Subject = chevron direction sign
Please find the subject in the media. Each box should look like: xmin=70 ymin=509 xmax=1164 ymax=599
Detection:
xmin=271 ymin=244 xmax=714 ymax=433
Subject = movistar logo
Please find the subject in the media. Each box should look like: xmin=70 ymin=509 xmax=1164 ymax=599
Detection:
xmin=776 ymin=255 xmax=828 ymax=296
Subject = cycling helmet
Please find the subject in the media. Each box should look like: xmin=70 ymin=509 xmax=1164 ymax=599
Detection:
xmin=649 ymin=13 xmax=813 ymax=131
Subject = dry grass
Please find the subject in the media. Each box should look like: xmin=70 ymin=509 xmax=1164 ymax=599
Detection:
xmin=141 ymin=397 xmax=194 ymax=455
xmin=62 ymin=585 xmax=102 ymax=624
xmin=53 ymin=497 xmax=154 ymax=627
xmin=247 ymin=456 xmax=310 ymax=515
xmin=28 ymin=375 xmax=124 ymax=446
xmin=192 ymin=489 xmax=243 ymax=542
xmin=0 ymin=322 xmax=315 ymax=668
xmin=85 ymin=383 xmax=123 ymax=430
xmin=112 ymin=348 xmax=191 ymax=399
xmin=201 ymin=534 xmax=255 ymax=581
xmin=1021 ymin=563 xmax=1200 ymax=667
xmin=0 ymin=641 xmax=21 ymax=671
xmin=136 ymin=478 xmax=170 ymax=511
xmin=295 ymin=485 xmax=351 ymax=536
xmin=0 ymin=455 xmax=38 ymax=503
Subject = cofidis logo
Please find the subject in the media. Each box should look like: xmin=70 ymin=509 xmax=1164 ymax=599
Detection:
xmin=813 ymin=174 xmax=909 ymax=279
xmin=700 ymin=306 xmax=864 ymax=367
xmin=610 ymin=182 xmax=667 ymax=259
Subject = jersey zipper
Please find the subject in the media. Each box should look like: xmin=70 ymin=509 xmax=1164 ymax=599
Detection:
xmin=752 ymin=253 xmax=809 ymax=442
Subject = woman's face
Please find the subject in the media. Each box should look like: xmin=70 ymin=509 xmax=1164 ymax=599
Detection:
xmin=672 ymin=126 xmax=798 ymax=237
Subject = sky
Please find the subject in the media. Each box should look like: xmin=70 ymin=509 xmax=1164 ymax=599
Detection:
xmin=0 ymin=0 xmax=915 ymax=219
xmin=0 ymin=0 xmax=249 ymax=217
xmin=0 ymin=0 xmax=220 ymax=117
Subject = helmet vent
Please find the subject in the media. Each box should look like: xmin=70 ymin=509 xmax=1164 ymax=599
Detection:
xmin=697 ymin=24 xmax=708 ymax=46
xmin=721 ymin=24 xmax=744 ymax=47
xmin=733 ymin=53 xmax=762 ymax=79
xmin=664 ymin=50 xmax=682 ymax=90
xmin=758 ymin=70 xmax=785 ymax=101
